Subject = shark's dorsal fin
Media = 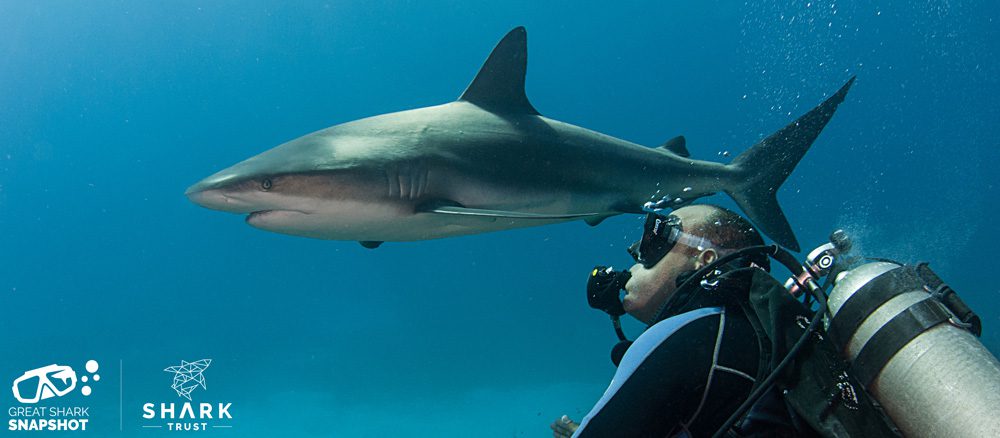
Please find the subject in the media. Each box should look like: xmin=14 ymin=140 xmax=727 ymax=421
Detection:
xmin=658 ymin=135 xmax=689 ymax=157
xmin=459 ymin=27 xmax=539 ymax=115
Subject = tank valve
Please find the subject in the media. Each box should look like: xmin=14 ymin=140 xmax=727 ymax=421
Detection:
xmin=785 ymin=229 xmax=852 ymax=296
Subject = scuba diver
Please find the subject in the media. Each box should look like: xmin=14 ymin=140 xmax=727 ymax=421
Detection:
xmin=553 ymin=204 xmax=1000 ymax=437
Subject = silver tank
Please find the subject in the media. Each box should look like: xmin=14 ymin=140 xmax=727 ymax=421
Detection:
xmin=826 ymin=262 xmax=1000 ymax=437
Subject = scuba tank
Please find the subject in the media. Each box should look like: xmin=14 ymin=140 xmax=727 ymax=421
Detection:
xmin=824 ymin=260 xmax=1000 ymax=437
xmin=779 ymin=230 xmax=1000 ymax=437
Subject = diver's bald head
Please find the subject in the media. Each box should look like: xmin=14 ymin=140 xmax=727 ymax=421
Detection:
xmin=672 ymin=204 xmax=768 ymax=269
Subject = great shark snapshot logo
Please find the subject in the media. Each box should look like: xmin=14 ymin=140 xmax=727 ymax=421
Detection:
xmin=12 ymin=360 xmax=100 ymax=404
xmin=7 ymin=360 xmax=100 ymax=431
xmin=141 ymin=358 xmax=233 ymax=432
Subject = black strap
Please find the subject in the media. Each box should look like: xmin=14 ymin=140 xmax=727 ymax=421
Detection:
xmin=850 ymin=299 xmax=952 ymax=388
xmin=916 ymin=263 xmax=982 ymax=336
xmin=827 ymin=267 xmax=922 ymax=352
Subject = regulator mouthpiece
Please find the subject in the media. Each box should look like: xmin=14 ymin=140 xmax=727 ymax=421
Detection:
xmin=588 ymin=265 xmax=634 ymax=367
xmin=587 ymin=266 xmax=631 ymax=316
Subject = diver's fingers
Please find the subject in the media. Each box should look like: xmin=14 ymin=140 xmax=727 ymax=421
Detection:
xmin=549 ymin=421 xmax=566 ymax=437
xmin=550 ymin=415 xmax=578 ymax=438
xmin=550 ymin=425 xmax=571 ymax=438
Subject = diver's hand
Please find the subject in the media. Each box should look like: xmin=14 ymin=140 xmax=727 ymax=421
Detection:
xmin=551 ymin=414 xmax=579 ymax=438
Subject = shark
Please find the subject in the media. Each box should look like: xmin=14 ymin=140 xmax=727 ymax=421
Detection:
xmin=185 ymin=27 xmax=854 ymax=251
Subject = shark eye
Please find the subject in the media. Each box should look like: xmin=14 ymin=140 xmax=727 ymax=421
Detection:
xmin=261 ymin=178 xmax=273 ymax=191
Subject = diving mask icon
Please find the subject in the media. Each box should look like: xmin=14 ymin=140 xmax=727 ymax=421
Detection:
xmin=12 ymin=364 xmax=78 ymax=404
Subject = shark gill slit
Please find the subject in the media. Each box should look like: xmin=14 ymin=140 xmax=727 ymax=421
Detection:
xmin=396 ymin=166 xmax=405 ymax=199
xmin=419 ymin=164 xmax=428 ymax=200
xmin=412 ymin=161 xmax=428 ymax=200
xmin=409 ymin=164 xmax=418 ymax=200
xmin=386 ymin=165 xmax=401 ymax=199
xmin=384 ymin=166 xmax=393 ymax=198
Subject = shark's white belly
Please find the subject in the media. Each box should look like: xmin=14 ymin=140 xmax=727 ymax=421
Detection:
xmin=246 ymin=198 xmax=578 ymax=241
xmin=245 ymin=172 xmax=615 ymax=241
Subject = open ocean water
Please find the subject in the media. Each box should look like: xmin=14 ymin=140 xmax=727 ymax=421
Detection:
xmin=1 ymin=1 xmax=997 ymax=436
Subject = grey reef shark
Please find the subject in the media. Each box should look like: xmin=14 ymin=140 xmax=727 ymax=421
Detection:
xmin=186 ymin=27 xmax=854 ymax=251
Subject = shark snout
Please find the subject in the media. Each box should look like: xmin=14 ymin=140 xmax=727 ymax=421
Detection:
xmin=185 ymin=172 xmax=259 ymax=213
xmin=185 ymin=170 xmax=242 ymax=195
xmin=185 ymin=166 xmax=258 ymax=212
xmin=185 ymin=186 xmax=258 ymax=213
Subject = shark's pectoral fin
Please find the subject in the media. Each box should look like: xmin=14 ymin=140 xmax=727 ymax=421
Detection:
xmin=658 ymin=135 xmax=690 ymax=157
xmin=419 ymin=202 xmax=600 ymax=221
xmin=458 ymin=27 xmax=539 ymax=115
xmin=359 ymin=241 xmax=383 ymax=249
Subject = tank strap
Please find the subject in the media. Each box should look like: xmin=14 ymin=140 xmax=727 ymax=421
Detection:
xmin=827 ymin=267 xmax=922 ymax=352
xmin=915 ymin=263 xmax=982 ymax=336
xmin=850 ymin=299 xmax=952 ymax=388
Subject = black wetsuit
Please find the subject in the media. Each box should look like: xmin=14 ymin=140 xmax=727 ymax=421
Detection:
xmin=574 ymin=275 xmax=799 ymax=437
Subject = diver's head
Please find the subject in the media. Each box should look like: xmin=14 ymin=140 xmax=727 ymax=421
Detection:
xmin=623 ymin=205 xmax=766 ymax=324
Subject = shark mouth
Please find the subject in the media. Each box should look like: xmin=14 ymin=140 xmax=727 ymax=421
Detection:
xmin=245 ymin=209 xmax=310 ymax=223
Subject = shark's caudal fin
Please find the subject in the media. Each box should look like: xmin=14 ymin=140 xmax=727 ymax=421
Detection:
xmin=726 ymin=77 xmax=856 ymax=252
xmin=459 ymin=27 xmax=539 ymax=115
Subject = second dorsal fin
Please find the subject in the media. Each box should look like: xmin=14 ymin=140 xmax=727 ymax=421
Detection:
xmin=458 ymin=27 xmax=539 ymax=115
xmin=658 ymin=135 xmax=689 ymax=157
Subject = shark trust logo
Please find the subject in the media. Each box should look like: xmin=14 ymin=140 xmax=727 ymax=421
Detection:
xmin=7 ymin=360 xmax=100 ymax=432
xmin=140 ymin=359 xmax=233 ymax=432
xmin=165 ymin=359 xmax=211 ymax=400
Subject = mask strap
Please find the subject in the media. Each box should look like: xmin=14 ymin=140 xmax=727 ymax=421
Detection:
xmin=668 ymin=227 xmax=720 ymax=252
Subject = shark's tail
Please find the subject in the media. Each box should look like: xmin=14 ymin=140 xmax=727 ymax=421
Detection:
xmin=725 ymin=77 xmax=855 ymax=252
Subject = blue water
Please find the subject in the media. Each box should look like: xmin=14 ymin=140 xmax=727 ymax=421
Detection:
xmin=1 ymin=1 xmax=997 ymax=436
